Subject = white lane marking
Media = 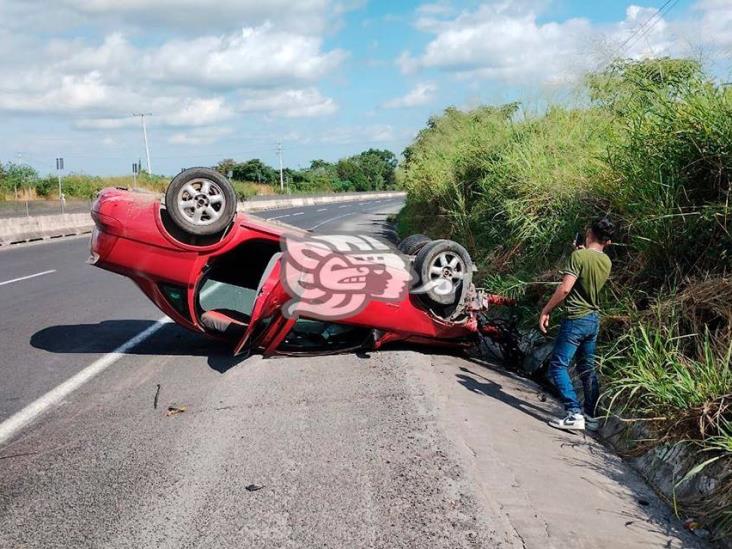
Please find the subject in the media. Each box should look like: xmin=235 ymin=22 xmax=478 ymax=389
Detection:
xmin=339 ymin=205 xmax=348 ymax=208
xmin=291 ymin=212 xmax=304 ymax=217
xmin=316 ymin=208 xmax=327 ymax=212
xmin=0 ymin=281 xmax=227 ymax=446
xmin=266 ymin=213 xmax=291 ymax=220
xmin=0 ymin=269 xmax=56 ymax=287
xmin=310 ymin=211 xmax=357 ymax=230
xmin=0 ymin=316 xmax=173 ymax=446
xmin=309 ymin=197 xmax=404 ymax=230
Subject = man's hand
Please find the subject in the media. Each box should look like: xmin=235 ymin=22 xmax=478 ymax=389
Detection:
xmin=539 ymin=310 xmax=551 ymax=334
xmin=539 ymin=274 xmax=577 ymax=334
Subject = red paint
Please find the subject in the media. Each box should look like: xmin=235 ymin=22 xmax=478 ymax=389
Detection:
xmin=90 ymin=188 xmax=510 ymax=357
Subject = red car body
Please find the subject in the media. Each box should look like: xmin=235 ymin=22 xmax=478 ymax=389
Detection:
xmin=90 ymin=188 xmax=508 ymax=358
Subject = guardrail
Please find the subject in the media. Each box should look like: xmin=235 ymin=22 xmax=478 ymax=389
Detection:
xmin=0 ymin=191 xmax=405 ymax=246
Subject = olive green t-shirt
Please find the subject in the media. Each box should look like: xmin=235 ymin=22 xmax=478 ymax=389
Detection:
xmin=560 ymin=248 xmax=612 ymax=319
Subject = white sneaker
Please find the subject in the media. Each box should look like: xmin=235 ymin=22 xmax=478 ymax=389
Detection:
xmin=584 ymin=416 xmax=600 ymax=432
xmin=549 ymin=413 xmax=585 ymax=431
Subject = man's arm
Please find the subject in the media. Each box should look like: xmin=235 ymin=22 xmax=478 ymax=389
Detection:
xmin=539 ymin=274 xmax=577 ymax=334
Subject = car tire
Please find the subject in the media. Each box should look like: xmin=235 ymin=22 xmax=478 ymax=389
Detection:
xmin=398 ymin=233 xmax=431 ymax=255
xmin=165 ymin=167 xmax=237 ymax=236
xmin=414 ymin=239 xmax=473 ymax=306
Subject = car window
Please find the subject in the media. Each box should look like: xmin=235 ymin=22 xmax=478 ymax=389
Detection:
xmin=198 ymin=278 xmax=256 ymax=317
xmin=278 ymin=319 xmax=370 ymax=352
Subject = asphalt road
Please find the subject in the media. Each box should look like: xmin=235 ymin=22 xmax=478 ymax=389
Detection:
xmin=0 ymin=196 xmax=404 ymax=421
xmin=0 ymin=196 xmax=701 ymax=548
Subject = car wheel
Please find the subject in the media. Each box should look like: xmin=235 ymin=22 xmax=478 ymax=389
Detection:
xmin=398 ymin=233 xmax=431 ymax=255
xmin=165 ymin=167 xmax=237 ymax=236
xmin=414 ymin=239 xmax=473 ymax=306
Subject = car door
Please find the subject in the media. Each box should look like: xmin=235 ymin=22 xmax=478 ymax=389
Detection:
xmin=233 ymin=253 xmax=288 ymax=355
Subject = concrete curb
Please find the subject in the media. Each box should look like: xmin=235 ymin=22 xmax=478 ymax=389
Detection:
xmin=0 ymin=191 xmax=405 ymax=246
xmin=601 ymin=417 xmax=729 ymax=546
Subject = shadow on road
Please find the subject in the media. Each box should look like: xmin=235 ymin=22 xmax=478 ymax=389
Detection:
xmin=30 ymin=320 xmax=244 ymax=374
xmin=455 ymin=367 xmax=550 ymax=424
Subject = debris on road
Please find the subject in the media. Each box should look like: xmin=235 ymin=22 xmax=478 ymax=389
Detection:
xmin=165 ymin=405 xmax=186 ymax=417
xmin=245 ymin=484 xmax=264 ymax=492
xmin=153 ymin=384 xmax=161 ymax=409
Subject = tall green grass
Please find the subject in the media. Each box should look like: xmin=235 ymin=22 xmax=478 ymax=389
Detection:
xmin=399 ymin=57 xmax=732 ymax=537
xmin=603 ymin=321 xmax=731 ymax=438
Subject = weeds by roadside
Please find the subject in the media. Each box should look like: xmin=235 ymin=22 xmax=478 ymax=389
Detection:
xmin=398 ymin=57 xmax=732 ymax=540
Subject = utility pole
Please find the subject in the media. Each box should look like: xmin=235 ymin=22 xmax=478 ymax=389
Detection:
xmin=56 ymin=157 xmax=65 ymax=213
xmin=276 ymin=142 xmax=284 ymax=192
xmin=132 ymin=113 xmax=153 ymax=175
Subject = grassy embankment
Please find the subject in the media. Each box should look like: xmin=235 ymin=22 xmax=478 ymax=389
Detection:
xmin=398 ymin=58 xmax=731 ymax=539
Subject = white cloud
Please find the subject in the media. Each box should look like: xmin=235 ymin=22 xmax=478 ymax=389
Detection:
xmin=319 ymin=124 xmax=398 ymax=145
xmin=692 ymin=0 xmax=732 ymax=49
xmin=401 ymin=3 xmax=594 ymax=84
xmin=75 ymin=117 xmax=138 ymax=130
xmin=383 ymin=82 xmax=437 ymax=108
xmin=0 ymin=72 xmax=127 ymax=113
xmin=169 ymin=127 xmax=233 ymax=145
xmin=5 ymin=0 xmax=338 ymax=34
xmin=239 ymin=88 xmax=337 ymax=117
xmin=161 ymin=98 xmax=234 ymax=127
xmin=401 ymin=1 xmax=732 ymax=85
xmin=144 ymin=24 xmax=346 ymax=88
xmin=0 ymin=21 xmax=344 ymax=129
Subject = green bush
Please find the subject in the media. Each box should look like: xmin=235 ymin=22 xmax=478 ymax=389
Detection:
xmin=0 ymin=162 xmax=39 ymax=197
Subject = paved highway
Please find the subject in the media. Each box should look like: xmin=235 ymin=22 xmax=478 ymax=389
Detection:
xmin=0 ymin=197 xmax=403 ymax=422
xmin=0 ymin=196 xmax=700 ymax=548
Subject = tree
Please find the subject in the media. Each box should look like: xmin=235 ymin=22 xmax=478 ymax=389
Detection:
xmin=357 ymin=149 xmax=398 ymax=190
xmin=215 ymin=158 xmax=237 ymax=177
xmin=336 ymin=157 xmax=370 ymax=191
xmin=232 ymin=159 xmax=277 ymax=184
xmin=0 ymin=162 xmax=38 ymax=195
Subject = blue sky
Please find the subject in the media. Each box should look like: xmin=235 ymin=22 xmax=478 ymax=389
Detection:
xmin=0 ymin=0 xmax=729 ymax=176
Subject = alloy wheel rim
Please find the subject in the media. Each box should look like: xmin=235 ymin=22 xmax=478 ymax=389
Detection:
xmin=428 ymin=251 xmax=464 ymax=295
xmin=176 ymin=178 xmax=226 ymax=226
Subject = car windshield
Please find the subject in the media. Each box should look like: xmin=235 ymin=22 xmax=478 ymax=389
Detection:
xmin=278 ymin=319 xmax=370 ymax=352
xmin=199 ymin=279 xmax=255 ymax=318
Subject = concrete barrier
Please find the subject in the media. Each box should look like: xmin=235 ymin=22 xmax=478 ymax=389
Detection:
xmin=0 ymin=213 xmax=94 ymax=246
xmin=0 ymin=191 xmax=406 ymax=246
xmin=239 ymin=191 xmax=405 ymax=212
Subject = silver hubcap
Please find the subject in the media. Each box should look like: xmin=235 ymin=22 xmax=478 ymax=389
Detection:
xmin=428 ymin=251 xmax=465 ymax=295
xmin=176 ymin=178 xmax=225 ymax=226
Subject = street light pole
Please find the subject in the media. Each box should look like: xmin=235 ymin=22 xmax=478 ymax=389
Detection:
xmin=277 ymin=142 xmax=284 ymax=192
xmin=132 ymin=113 xmax=153 ymax=175
xmin=56 ymin=157 xmax=64 ymax=213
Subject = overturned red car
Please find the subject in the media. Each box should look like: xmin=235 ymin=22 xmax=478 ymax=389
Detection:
xmin=89 ymin=168 xmax=513 ymax=358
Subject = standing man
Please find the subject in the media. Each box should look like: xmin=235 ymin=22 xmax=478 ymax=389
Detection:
xmin=539 ymin=217 xmax=615 ymax=431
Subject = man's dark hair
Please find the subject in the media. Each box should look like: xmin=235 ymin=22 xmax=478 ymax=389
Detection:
xmin=591 ymin=217 xmax=615 ymax=243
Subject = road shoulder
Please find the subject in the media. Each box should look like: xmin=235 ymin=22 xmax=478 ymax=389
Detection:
xmin=407 ymin=352 xmax=703 ymax=549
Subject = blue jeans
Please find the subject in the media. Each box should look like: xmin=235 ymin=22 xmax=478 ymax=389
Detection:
xmin=547 ymin=312 xmax=600 ymax=416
